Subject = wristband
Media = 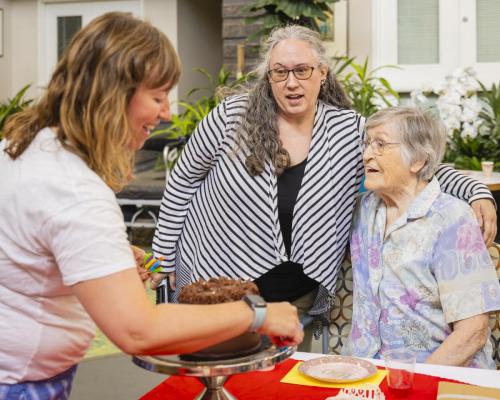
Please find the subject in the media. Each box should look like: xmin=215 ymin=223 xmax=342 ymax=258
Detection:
xmin=243 ymin=294 xmax=267 ymax=332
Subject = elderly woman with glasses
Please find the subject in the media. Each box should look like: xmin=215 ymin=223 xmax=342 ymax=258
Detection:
xmin=153 ymin=25 xmax=497 ymax=351
xmin=344 ymin=107 xmax=500 ymax=368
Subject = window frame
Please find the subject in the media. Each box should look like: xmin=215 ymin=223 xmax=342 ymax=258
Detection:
xmin=371 ymin=0 xmax=500 ymax=92
xmin=38 ymin=1 xmax=142 ymax=90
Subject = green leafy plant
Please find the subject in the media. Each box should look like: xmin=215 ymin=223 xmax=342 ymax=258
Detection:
xmin=0 ymin=85 xmax=33 ymax=140
xmin=243 ymin=0 xmax=338 ymax=41
xmin=333 ymin=57 xmax=399 ymax=117
xmin=476 ymin=80 xmax=500 ymax=170
xmin=151 ymin=67 xmax=253 ymax=170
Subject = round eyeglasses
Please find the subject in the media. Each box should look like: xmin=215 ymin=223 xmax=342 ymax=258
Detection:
xmin=267 ymin=65 xmax=318 ymax=82
xmin=361 ymin=137 xmax=401 ymax=156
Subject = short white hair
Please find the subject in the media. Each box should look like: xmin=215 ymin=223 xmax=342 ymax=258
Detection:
xmin=365 ymin=107 xmax=446 ymax=181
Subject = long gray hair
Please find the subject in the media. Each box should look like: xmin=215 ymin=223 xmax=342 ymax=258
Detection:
xmin=236 ymin=25 xmax=351 ymax=176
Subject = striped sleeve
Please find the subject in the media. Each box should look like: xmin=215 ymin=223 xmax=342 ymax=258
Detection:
xmin=435 ymin=164 xmax=495 ymax=205
xmin=152 ymin=101 xmax=228 ymax=271
xmin=355 ymin=115 xmax=366 ymax=187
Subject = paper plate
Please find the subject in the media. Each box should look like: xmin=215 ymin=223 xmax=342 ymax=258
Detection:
xmin=298 ymin=355 xmax=377 ymax=383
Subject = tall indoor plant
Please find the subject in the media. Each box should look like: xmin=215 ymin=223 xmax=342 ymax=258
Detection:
xmin=333 ymin=57 xmax=399 ymax=117
xmin=243 ymin=0 xmax=339 ymax=40
xmin=151 ymin=67 xmax=252 ymax=170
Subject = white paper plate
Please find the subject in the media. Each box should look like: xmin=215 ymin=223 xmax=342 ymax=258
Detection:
xmin=298 ymin=355 xmax=377 ymax=383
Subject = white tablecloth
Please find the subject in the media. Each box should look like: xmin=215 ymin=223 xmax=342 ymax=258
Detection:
xmin=293 ymin=352 xmax=500 ymax=389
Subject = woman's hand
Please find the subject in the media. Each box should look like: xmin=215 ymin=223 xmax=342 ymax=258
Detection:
xmin=471 ymin=199 xmax=497 ymax=247
xmin=150 ymin=272 xmax=167 ymax=290
xmin=259 ymin=302 xmax=304 ymax=347
xmin=130 ymin=245 xmax=149 ymax=282
xmin=150 ymin=271 xmax=175 ymax=290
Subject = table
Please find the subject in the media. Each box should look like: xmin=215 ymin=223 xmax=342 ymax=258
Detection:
xmin=294 ymin=352 xmax=500 ymax=389
xmin=460 ymin=170 xmax=500 ymax=192
xmin=133 ymin=342 xmax=295 ymax=400
xmin=140 ymin=351 xmax=500 ymax=399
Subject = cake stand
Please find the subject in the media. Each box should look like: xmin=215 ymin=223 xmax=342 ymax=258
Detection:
xmin=132 ymin=339 xmax=295 ymax=400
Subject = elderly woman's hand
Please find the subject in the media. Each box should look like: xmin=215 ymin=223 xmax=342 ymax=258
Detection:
xmin=471 ymin=199 xmax=497 ymax=247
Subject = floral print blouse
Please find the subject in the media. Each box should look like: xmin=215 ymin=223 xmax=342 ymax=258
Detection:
xmin=343 ymin=178 xmax=500 ymax=369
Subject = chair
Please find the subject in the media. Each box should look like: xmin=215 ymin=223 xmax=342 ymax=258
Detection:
xmin=328 ymin=259 xmax=353 ymax=355
xmin=299 ymin=314 xmax=329 ymax=354
xmin=488 ymin=242 xmax=500 ymax=369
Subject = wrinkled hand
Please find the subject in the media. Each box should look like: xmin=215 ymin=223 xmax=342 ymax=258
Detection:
xmin=130 ymin=245 xmax=149 ymax=282
xmin=259 ymin=302 xmax=303 ymax=347
xmin=471 ymin=199 xmax=497 ymax=247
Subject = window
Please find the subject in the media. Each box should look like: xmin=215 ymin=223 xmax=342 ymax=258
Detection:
xmin=39 ymin=1 xmax=141 ymax=88
xmin=372 ymin=0 xmax=500 ymax=92
xmin=57 ymin=16 xmax=82 ymax=60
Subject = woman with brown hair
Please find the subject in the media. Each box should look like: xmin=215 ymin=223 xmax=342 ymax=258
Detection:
xmin=0 ymin=12 xmax=302 ymax=399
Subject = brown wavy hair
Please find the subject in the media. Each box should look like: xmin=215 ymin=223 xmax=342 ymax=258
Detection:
xmin=3 ymin=12 xmax=181 ymax=192
xmin=235 ymin=25 xmax=351 ymax=176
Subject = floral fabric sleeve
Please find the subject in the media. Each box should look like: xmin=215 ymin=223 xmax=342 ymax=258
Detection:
xmin=432 ymin=206 xmax=500 ymax=323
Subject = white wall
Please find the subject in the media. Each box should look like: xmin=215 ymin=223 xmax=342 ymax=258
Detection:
xmin=1 ymin=0 xmax=222 ymax=112
xmin=348 ymin=0 xmax=372 ymax=62
xmin=143 ymin=0 xmax=179 ymax=110
xmin=10 ymin=1 xmax=38 ymax=100
xmin=0 ymin=0 xmax=11 ymax=98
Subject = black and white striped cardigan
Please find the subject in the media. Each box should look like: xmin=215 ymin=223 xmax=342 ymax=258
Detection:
xmin=152 ymin=95 xmax=493 ymax=316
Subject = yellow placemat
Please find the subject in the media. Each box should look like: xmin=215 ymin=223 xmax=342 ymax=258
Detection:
xmin=280 ymin=361 xmax=387 ymax=389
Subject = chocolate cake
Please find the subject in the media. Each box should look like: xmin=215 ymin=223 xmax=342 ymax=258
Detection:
xmin=179 ymin=277 xmax=263 ymax=360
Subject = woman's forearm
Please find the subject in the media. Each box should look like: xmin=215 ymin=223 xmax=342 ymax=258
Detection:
xmin=435 ymin=164 xmax=494 ymax=203
xmin=73 ymin=268 xmax=301 ymax=354
xmin=73 ymin=268 xmax=254 ymax=354
xmin=426 ymin=314 xmax=489 ymax=367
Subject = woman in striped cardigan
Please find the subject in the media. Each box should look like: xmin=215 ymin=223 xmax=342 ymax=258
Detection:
xmin=153 ymin=25 xmax=496 ymax=351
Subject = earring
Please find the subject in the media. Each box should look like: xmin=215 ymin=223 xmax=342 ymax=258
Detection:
xmin=321 ymin=79 xmax=326 ymax=86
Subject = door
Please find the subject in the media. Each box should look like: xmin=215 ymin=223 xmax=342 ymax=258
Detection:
xmin=39 ymin=1 xmax=141 ymax=88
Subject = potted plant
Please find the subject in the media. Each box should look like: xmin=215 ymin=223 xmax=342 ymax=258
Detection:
xmin=151 ymin=67 xmax=253 ymax=170
xmin=333 ymin=57 xmax=399 ymax=117
xmin=243 ymin=0 xmax=339 ymax=40
xmin=0 ymin=85 xmax=33 ymax=141
xmin=411 ymin=68 xmax=500 ymax=172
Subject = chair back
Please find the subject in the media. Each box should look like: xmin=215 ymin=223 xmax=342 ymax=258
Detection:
xmin=328 ymin=259 xmax=353 ymax=355
xmin=488 ymin=242 xmax=500 ymax=369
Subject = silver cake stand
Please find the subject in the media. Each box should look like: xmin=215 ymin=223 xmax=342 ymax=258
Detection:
xmin=132 ymin=339 xmax=295 ymax=400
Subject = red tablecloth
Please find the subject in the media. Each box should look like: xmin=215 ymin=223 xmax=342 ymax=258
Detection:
xmin=140 ymin=358 xmax=467 ymax=400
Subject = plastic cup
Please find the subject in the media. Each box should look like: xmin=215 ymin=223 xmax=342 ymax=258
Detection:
xmin=382 ymin=349 xmax=416 ymax=396
xmin=481 ymin=161 xmax=494 ymax=178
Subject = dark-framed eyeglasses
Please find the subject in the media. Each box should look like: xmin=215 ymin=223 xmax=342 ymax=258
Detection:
xmin=361 ymin=137 xmax=401 ymax=156
xmin=267 ymin=65 xmax=318 ymax=82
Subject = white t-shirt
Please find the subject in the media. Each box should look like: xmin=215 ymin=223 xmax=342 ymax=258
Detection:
xmin=0 ymin=128 xmax=135 ymax=383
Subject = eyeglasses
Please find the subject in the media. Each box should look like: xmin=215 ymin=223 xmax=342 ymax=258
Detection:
xmin=361 ymin=137 xmax=401 ymax=155
xmin=267 ymin=65 xmax=318 ymax=82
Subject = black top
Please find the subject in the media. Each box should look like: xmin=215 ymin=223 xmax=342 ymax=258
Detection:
xmin=255 ymin=158 xmax=318 ymax=302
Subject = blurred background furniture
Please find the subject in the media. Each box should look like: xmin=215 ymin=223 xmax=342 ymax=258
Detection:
xmin=116 ymin=135 xmax=185 ymax=242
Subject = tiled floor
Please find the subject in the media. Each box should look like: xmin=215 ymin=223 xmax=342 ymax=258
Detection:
xmin=71 ymin=354 xmax=166 ymax=399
